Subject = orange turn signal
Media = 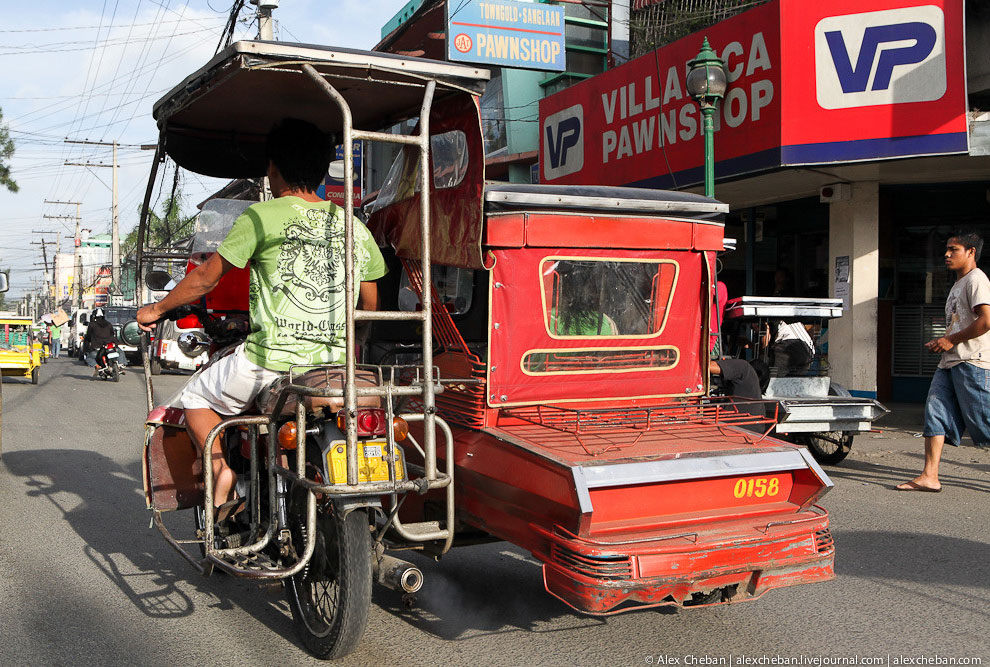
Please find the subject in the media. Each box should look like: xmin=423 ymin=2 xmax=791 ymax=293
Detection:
xmin=278 ymin=421 xmax=298 ymax=450
xmin=392 ymin=416 xmax=409 ymax=441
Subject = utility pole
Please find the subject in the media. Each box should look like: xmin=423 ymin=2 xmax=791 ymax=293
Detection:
xmin=45 ymin=200 xmax=83 ymax=310
xmin=30 ymin=234 xmax=54 ymax=313
xmin=65 ymin=139 xmax=120 ymax=303
xmin=252 ymin=0 xmax=278 ymax=40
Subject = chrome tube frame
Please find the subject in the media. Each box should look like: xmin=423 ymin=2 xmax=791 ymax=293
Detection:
xmin=156 ymin=63 xmax=456 ymax=578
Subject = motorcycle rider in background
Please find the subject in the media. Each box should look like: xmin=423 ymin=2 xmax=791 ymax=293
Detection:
xmin=85 ymin=308 xmax=116 ymax=374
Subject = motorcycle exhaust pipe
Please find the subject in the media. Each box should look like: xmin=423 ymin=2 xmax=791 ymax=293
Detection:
xmin=377 ymin=554 xmax=423 ymax=594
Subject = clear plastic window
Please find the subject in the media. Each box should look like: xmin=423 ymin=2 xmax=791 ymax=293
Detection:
xmin=398 ymin=265 xmax=474 ymax=315
xmin=522 ymin=347 xmax=679 ymax=375
xmin=372 ymin=131 xmax=469 ymax=212
xmin=541 ymin=258 xmax=678 ymax=338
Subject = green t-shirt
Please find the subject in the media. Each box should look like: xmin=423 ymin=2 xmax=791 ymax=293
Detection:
xmin=50 ymin=325 xmax=62 ymax=338
xmin=550 ymin=311 xmax=617 ymax=336
xmin=217 ymin=196 xmax=387 ymax=372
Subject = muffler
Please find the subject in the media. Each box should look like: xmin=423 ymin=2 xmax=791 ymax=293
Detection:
xmin=377 ymin=554 xmax=423 ymax=593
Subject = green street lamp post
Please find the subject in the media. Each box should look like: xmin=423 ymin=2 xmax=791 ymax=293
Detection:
xmin=686 ymin=38 xmax=728 ymax=199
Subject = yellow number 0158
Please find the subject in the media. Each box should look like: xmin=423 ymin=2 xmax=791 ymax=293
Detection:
xmin=733 ymin=477 xmax=780 ymax=499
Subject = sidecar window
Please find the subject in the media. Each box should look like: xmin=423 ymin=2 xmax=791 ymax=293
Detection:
xmin=373 ymin=130 xmax=468 ymax=212
xmin=193 ymin=198 xmax=254 ymax=253
xmin=540 ymin=258 xmax=678 ymax=338
xmin=398 ymin=264 xmax=474 ymax=315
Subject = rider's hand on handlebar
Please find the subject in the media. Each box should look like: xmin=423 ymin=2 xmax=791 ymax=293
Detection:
xmin=136 ymin=303 xmax=161 ymax=332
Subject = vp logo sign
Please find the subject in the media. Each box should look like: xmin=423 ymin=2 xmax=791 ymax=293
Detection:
xmin=815 ymin=6 xmax=945 ymax=110
xmin=543 ymin=104 xmax=583 ymax=181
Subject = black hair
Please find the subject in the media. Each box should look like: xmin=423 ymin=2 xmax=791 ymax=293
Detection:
xmin=265 ymin=118 xmax=332 ymax=193
xmin=948 ymin=229 xmax=984 ymax=263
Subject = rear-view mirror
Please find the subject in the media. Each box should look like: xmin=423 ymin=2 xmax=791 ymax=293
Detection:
xmin=0 ymin=272 xmax=8 ymax=293
xmin=145 ymin=270 xmax=173 ymax=292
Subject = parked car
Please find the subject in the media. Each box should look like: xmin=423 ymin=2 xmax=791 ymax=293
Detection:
xmin=101 ymin=306 xmax=140 ymax=364
xmin=148 ymin=314 xmax=209 ymax=374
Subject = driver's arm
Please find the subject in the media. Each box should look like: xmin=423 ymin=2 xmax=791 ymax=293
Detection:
xmin=137 ymin=252 xmax=235 ymax=329
xmin=358 ymin=281 xmax=378 ymax=311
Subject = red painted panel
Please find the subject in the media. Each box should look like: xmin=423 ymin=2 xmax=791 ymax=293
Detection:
xmin=187 ymin=255 xmax=250 ymax=312
xmin=588 ymin=473 xmax=796 ymax=534
xmin=489 ymin=247 xmax=705 ymax=405
xmin=484 ymin=213 xmax=526 ymax=247
xmin=523 ymin=213 xmax=695 ymax=249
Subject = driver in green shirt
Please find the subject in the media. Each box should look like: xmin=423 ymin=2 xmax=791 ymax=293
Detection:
xmin=137 ymin=118 xmax=386 ymax=517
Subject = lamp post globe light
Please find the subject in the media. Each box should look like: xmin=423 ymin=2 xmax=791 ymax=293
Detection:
xmin=686 ymin=37 xmax=728 ymax=199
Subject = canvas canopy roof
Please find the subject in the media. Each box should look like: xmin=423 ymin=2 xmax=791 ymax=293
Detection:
xmin=152 ymin=40 xmax=489 ymax=178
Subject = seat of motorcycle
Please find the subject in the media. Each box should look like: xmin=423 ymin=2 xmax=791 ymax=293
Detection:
xmin=255 ymin=368 xmax=381 ymax=418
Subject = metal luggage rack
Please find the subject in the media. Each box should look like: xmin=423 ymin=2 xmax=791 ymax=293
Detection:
xmin=502 ymin=398 xmax=779 ymax=435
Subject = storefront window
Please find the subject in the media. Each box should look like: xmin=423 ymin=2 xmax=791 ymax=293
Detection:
xmin=480 ymin=70 xmax=507 ymax=156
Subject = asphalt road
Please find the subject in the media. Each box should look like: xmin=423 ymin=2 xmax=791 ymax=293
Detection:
xmin=1 ymin=357 xmax=988 ymax=665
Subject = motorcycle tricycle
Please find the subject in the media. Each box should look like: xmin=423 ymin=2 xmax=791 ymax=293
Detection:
xmin=720 ymin=296 xmax=888 ymax=464
xmin=135 ymin=41 xmax=836 ymax=660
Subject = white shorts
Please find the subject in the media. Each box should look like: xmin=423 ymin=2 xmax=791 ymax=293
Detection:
xmin=179 ymin=344 xmax=283 ymax=416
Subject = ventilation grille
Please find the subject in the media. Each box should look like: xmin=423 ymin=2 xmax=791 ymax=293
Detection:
xmin=551 ymin=544 xmax=633 ymax=580
xmin=814 ymin=529 xmax=834 ymax=553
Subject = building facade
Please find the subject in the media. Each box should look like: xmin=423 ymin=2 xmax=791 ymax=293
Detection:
xmin=538 ymin=0 xmax=989 ymax=402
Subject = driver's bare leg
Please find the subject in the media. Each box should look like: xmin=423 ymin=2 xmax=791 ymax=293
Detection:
xmin=185 ymin=407 xmax=237 ymax=506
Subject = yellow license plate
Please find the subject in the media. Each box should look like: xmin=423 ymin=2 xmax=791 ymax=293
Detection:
xmin=326 ymin=440 xmax=406 ymax=484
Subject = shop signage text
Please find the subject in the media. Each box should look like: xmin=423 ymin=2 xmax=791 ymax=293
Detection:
xmin=538 ymin=0 xmax=967 ymax=189
xmin=447 ymin=0 xmax=565 ymax=72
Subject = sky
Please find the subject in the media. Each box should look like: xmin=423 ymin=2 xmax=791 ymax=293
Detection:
xmin=0 ymin=0 xmax=408 ymax=302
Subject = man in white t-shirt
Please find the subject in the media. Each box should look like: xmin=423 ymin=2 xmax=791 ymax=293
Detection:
xmin=897 ymin=230 xmax=990 ymax=492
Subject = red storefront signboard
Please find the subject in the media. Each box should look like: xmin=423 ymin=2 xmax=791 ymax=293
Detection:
xmin=539 ymin=0 xmax=967 ymax=189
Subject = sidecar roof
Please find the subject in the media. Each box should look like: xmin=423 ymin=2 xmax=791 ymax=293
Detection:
xmin=152 ymin=40 xmax=489 ymax=178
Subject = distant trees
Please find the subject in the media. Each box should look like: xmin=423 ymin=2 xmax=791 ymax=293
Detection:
xmin=0 ymin=107 xmax=17 ymax=193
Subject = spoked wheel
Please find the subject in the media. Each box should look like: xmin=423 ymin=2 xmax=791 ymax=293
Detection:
xmin=800 ymin=431 xmax=853 ymax=465
xmin=284 ymin=496 xmax=373 ymax=660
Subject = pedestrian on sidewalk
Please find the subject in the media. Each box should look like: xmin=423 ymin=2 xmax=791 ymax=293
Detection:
xmin=897 ymin=229 xmax=990 ymax=492
xmin=50 ymin=323 xmax=62 ymax=358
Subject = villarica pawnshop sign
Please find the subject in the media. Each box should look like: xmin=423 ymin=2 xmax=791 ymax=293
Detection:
xmin=447 ymin=0 xmax=565 ymax=72
xmin=538 ymin=0 xmax=967 ymax=188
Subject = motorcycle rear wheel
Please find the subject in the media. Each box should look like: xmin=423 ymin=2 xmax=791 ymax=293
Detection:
xmin=284 ymin=502 xmax=372 ymax=660
xmin=111 ymin=364 xmax=120 ymax=382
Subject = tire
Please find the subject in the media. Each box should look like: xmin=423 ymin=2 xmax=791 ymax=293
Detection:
xmin=801 ymin=431 xmax=853 ymax=465
xmin=31 ymin=367 xmax=39 ymax=385
xmin=149 ymin=355 xmax=162 ymax=376
xmin=111 ymin=364 xmax=120 ymax=383
xmin=801 ymin=382 xmax=855 ymax=465
xmin=284 ymin=502 xmax=373 ymax=660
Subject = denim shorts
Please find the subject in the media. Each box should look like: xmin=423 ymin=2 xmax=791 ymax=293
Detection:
xmin=923 ymin=363 xmax=990 ymax=447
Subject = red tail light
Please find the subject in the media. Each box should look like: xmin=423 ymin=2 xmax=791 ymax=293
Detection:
xmin=337 ymin=409 xmax=387 ymax=436
xmin=106 ymin=342 xmax=115 ymax=349
xmin=176 ymin=314 xmax=202 ymax=329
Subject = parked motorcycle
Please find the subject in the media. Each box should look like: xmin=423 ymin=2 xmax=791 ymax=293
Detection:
xmin=94 ymin=342 xmax=124 ymax=382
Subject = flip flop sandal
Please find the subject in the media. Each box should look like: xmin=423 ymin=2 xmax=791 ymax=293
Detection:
xmin=894 ymin=481 xmax=941 ymax=493
xmin=214 ymin=494 xmax=247 ymax=523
